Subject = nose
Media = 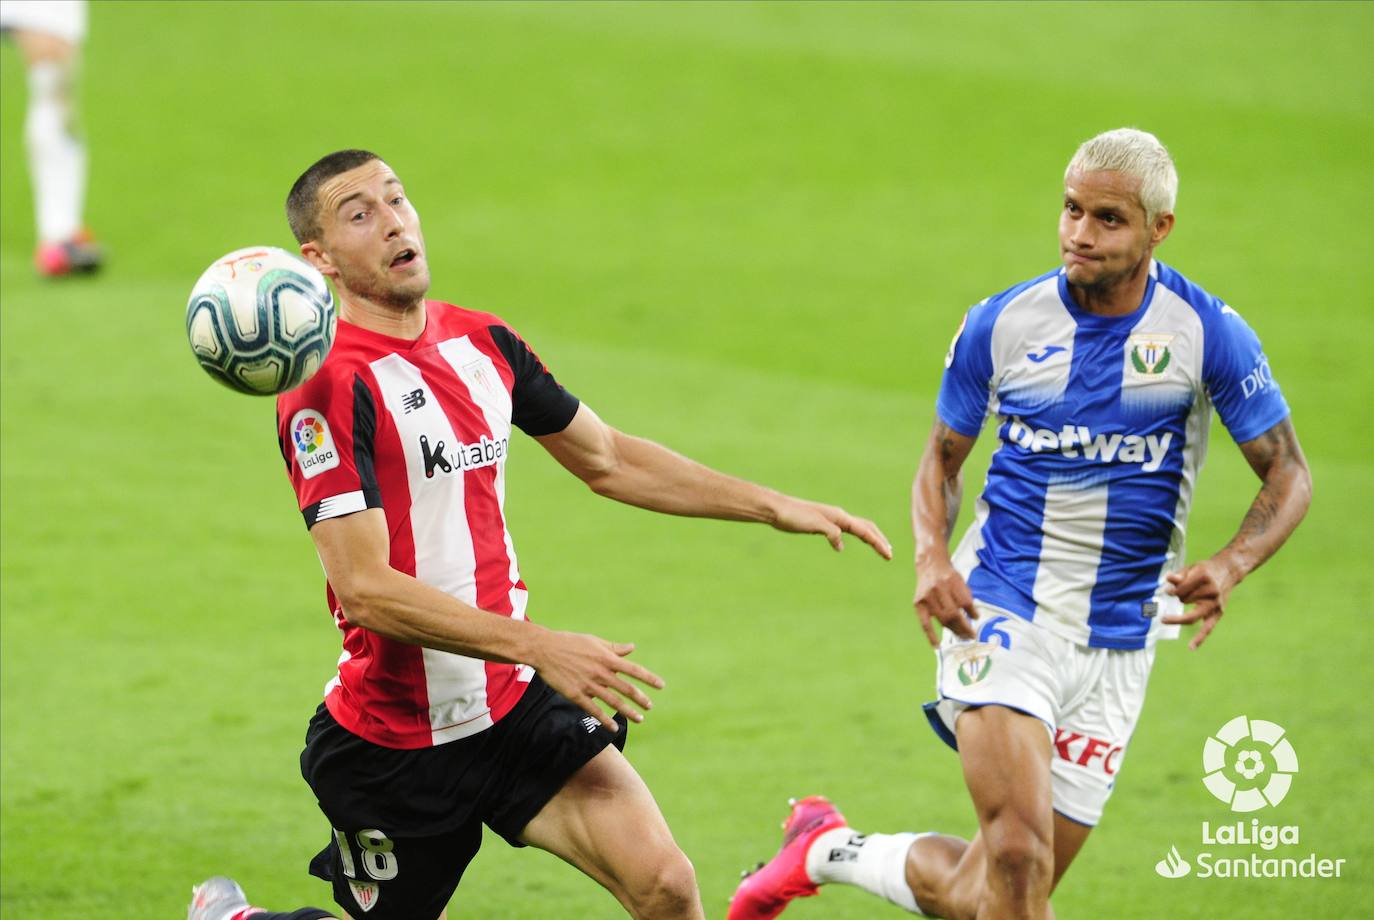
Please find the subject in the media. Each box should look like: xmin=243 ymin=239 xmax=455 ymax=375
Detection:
xmin=381 ymin=203 xmax=405 ymax=239
xmin=1066 ymin=213 xmax=1094 ymax=251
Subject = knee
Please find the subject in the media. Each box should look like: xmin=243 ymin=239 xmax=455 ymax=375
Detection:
xmin=626 ymin=849 xmax=699 ymax=919
xmin=985 ymin=818 xmax=1053 ymax=886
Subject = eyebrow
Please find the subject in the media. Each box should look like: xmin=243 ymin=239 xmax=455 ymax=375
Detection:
xmin=333 ymin=178 xmax=402 ymax=213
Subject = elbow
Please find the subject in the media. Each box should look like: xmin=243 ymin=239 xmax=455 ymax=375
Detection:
xmin=583 ymin=467 xmax=621 ymax=499
xmin=1294 ymin=462 xmax=1314 ymax=519
xmin=331 ymin=571 xmax=389 ymax=631
xmin=577 ymin=434 xmax=628 ymax=498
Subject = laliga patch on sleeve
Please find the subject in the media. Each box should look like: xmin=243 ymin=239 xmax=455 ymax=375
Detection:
xmin=290 ymin=408 xmax=340 ymax=479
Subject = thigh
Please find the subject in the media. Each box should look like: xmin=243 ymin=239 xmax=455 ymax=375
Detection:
xmin=518 ymin=745 xmax=689 ymax=900
xmin=957 ymin=704 xmax=1054 ymax=833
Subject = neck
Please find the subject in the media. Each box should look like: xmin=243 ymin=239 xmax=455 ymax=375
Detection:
xmin=1069 ymin=255 xmax=1153 ymax=317
xmin=338 ymin=290 xmax=427 ymax=339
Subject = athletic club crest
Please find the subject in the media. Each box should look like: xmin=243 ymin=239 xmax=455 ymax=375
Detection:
xmin=349 ymin=878 xmax=379 ymax=912
xmin=1127 ymin=333 xmax=1175 ymax=380
xmin=462 ymin=359 xmax=500 ymax=398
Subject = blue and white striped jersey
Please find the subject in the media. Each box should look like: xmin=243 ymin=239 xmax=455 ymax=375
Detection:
xmin=937 ymin=261 xmax=1289 ymax=650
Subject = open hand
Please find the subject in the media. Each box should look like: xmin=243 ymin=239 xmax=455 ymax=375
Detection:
xmin=530 ymin=629 xmax=665 ymax=731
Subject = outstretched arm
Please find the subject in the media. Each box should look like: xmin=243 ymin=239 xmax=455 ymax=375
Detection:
xmin=311 ymin=509 xmax=664 ymax=730
xmin=1162 ymin=417 xmax=1312 ymax=649
xmin=535 ymin=403 xmax=892 ymax=558
xmin=912 ymin=419 xmax=980 ymax=646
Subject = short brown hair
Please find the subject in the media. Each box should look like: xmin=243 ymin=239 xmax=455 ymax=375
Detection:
xmin=285 ymin=149 xmax=381 ymax=243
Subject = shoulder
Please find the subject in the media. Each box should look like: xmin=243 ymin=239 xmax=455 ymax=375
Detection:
xmin=1151 ymin=261 xmax=1229 ymax=317
xmin=960 ymin=268 xmax=1062 ymax=341
xmin=277 ymin=339 xmax=368 ymax=420
xmin=1150 ymin=261 xmax=1265 ymax=349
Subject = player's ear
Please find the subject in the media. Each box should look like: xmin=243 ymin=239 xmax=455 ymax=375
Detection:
xmin=1150 ymin=212 xmax=1175 ymax=248
xmin=300 ymin=240 xmax=337 ymax=278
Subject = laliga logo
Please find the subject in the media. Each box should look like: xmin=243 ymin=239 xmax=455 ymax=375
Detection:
xmin=1201 ymin=715 xmax=1298 ymax=812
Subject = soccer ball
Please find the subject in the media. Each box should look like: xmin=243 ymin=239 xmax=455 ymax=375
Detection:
xmin=185 ymin=246 xmax=336 ymax=395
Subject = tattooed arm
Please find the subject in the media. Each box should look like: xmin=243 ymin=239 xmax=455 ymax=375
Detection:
xmin=911 ymin=419 xmax=980 ymax=646
xmin=1162 ymin=417 xmax=1313 ymax=649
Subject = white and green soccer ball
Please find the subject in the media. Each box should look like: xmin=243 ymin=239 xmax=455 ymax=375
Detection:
xmin=185 ymin=246 xmax=336 ymax=395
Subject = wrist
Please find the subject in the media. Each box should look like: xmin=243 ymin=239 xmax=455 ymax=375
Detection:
xmin=515 ymin=621 xmax=552 ymax=669
xmin=915 ymin=542 xmax=951 ymax=569
xmin=1214 ymin=550 xmax=1248 ymax=589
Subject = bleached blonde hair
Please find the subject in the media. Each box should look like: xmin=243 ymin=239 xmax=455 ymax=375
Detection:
xmin=1066 ymin=128 xmax=1178 ymax=222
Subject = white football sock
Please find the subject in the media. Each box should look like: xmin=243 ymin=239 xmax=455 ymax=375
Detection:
xmin=25 ymin=60 xmax=86 ymax=244
xmin=806 ymin=827 xmax=927 ymax=914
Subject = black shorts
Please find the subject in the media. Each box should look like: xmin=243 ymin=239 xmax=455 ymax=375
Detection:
xmin=300 ymin=675 xmax=627 ymax=920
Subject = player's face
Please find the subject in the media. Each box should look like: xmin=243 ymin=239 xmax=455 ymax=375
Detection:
xmin=306 ymin=160 xmax=430 ymax=309
xmin=1059 ymin=169 xmax=1172 ymax=291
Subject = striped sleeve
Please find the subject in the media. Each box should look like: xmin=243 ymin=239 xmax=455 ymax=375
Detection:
xmin=276 ymin=370 xmax=383 ymax=528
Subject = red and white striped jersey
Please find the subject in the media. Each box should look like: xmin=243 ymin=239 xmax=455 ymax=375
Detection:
xmin=276 ymin=301 xmax=580 ymax=749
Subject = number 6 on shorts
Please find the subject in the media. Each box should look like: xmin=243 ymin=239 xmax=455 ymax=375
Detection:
xmin=333 ymin=827 xmax=399 ymax=881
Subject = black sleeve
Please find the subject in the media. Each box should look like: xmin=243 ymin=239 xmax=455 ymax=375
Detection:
xmin=489 ymin=325 xmax=581 ymax=436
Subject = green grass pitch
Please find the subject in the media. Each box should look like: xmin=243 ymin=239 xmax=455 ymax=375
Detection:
xmin=2 ymin=2 xmax=1371 ymax=916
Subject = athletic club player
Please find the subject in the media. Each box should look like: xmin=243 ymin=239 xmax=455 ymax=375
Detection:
xmin=186 ymin=149 xmax=893 ymax=920
xmin=729 ymin=129 xmax=1311 ymax=919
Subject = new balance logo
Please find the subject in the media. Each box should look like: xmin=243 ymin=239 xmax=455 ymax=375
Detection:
xmin=1005 ymin=417 xmax=1173 ymax=472
xmin=1027 ymin=345 xmax=1066 ymax=363
xmin=401 ymin=389 xmax=427 ymax=413
xmin=579 ymin=716 xmax=600 ymax=733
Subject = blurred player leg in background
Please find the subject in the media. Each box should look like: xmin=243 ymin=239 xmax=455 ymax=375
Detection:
xmin=187 ymin=875 xmax=339 ymax=920
xmin=0 ymin=0 xmax=103 ymax=276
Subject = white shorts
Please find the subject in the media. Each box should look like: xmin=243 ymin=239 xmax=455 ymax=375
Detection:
xmin=0 ymin=0 xmax=87 ymax=44
xmin=923 ymin=608 xmax=1155 ymax=826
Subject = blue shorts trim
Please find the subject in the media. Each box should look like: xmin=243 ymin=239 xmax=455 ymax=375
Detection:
xmin=1054 ymin=807 xmax=1097 ymax=828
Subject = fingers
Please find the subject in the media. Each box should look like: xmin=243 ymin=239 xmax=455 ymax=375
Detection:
xmin=946 ymin=608 xmax=978 ymax=641
xmin=1166 ymin=566 xmax=1208 ymax=600
xmin=846 ymin=516 xmax=894 ymax=560
xmin=1189 ymin=614 xmax=1220 ymax=650
xmin=1160 ymin=599 xmax=1222 ymax=650
xmin=542 ymin=633 xmax=667 ymax=732
xmin=786 ymin=502 xmax=893 ymax=560
xmin=608 ymin=641 xmax=665 ymax=689
xmin=916 ymin=605 xmax=940 ymax=647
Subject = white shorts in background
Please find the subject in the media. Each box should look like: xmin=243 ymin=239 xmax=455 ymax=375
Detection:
xmin=923 ymin=607 xmax=1155 ymax=826
xmin=0 ymin=0 xmax=87 ymax=44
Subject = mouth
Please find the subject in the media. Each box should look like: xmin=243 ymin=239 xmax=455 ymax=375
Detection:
xmin=1064 ymin=250 xmax=1099 ymax=265
xmin=389 ymin=247 xmax=420 ymax=271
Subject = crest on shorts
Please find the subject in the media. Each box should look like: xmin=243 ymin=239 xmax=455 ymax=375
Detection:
xmin=1127 ymin=334 xmax=1175 ymax=379
xmin=349 ymin=878 xmax=380 ymax=913
xmin=953 ymin=645 xmax=994 ymax=686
